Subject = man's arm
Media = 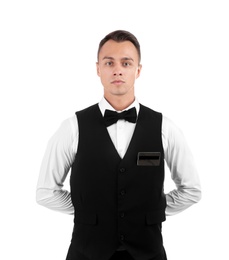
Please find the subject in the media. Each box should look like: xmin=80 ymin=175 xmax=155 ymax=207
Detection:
xmin=36 ymin=116 xmax=78 ymax=214
xmin=162 ymin=116 xmax=202 ymax=216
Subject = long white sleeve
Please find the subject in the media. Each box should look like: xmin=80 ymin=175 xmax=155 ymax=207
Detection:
xmin=36 ymin=117 xmax=78 ymax=214
xmin=162 ymin=117 xmax=202 ymax=216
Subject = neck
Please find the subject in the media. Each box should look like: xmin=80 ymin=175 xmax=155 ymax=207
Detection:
xmin=104 ymin=95 xmax=135 ymax=111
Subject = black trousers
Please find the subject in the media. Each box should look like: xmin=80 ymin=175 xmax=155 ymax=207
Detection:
xmin=66 ymin=249 xmax=167 ymax=260
xmin=109 ymin=250 xmax=134 ymax=260
xmin=109 ymin=249 xmax=167 ymax=260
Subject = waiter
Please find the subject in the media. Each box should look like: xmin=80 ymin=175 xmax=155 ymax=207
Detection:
xmin=36 ymin=30 xmax=201 ymax=260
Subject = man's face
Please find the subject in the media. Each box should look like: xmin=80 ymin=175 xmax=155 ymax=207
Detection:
xmin=96 ymin=40 xmax=142 ymax=99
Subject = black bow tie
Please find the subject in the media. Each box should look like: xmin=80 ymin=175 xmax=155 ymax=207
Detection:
xmin=104 ymin=107 xmax=137 ymax=127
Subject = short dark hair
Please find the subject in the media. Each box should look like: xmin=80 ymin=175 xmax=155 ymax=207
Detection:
xmin=97 ymin=30 xmax=141 ymax=63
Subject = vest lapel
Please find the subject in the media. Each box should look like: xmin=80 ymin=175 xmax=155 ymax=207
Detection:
xmin=96 ymin=105 xmax=122 ymax=161
xmin=98 ymin=104 xmax=144 ymax=161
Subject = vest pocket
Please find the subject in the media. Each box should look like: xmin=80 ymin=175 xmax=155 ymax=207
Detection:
xmin=146 ymin=209 xmax=166 ymax=225
xmin=75 ymin=211 xmax=97 ymax=225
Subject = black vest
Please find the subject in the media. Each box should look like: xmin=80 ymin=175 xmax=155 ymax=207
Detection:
xmin=69 ymin=104 xmax=166 ymax=260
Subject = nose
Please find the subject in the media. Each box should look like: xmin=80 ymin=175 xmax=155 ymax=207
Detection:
xmin=113 ymin=64 xmax=123 ymax=76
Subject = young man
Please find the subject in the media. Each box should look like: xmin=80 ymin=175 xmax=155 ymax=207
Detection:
xmin=36 ymin=30 xmax=201 ymax=260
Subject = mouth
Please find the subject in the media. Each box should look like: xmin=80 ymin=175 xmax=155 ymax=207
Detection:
xmin=111 ymin=80 xmax=125 ymax=85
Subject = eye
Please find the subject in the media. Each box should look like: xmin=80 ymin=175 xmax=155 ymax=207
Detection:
xmin=105 ymin=61 xmax=113 ymax=66
xmin=123 ymin=62 xmax=131 ymax=67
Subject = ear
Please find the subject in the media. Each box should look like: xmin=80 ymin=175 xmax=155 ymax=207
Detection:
xmin=96 ymin=62 xmax=100 ymax=77
xmin=136 ymin=64 xmax=142 ymax=79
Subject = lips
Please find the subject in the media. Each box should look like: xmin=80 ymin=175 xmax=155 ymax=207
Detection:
xmin=111 ymin=80 xmax=125 ymax=84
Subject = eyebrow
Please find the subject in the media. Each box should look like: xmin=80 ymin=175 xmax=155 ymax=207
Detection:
xmin=102 ymin=56 xmax=134 ymax=62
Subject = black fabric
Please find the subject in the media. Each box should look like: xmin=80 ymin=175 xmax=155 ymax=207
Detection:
xmin=109 ymin=248 xmax=167 ymax=260
xmin=66 ymin=248 xmax=167 ymax=260
xmin=109 ymin=250 xmax=135 ymax=260
xmin=67 ymin=103 xmax=166 ymax=260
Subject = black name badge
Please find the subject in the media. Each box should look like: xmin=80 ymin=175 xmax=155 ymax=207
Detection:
xmin=137 ymin=152 xmax=161 ymax=166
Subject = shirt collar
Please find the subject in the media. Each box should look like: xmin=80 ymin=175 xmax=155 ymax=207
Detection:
xmin=99 ymin=96 xmax=140 ymax=117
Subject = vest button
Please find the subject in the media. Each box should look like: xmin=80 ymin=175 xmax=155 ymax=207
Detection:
xmin=120 ymin=234 xmax=125 ymax=241
xmin=119 ymin=168 xmax=126 ymax=173
xmin=120 ymin=190 xmax=126 ymax=196
xmin=120 ymin=212 xmax=125 ymax=218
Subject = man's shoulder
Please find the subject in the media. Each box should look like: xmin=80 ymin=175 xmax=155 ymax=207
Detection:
xmin=139 ymin=103 xmax=163 ymax=118
xmin=75 ymin=103 xmax=99 ymax=115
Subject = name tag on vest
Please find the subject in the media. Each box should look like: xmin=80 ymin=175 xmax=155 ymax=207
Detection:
xmin=137 ymin=152 xmax=161 ymax=166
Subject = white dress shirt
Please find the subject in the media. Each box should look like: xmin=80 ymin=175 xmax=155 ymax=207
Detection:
xmin=36 ymin=97 xmax=201 ymax=216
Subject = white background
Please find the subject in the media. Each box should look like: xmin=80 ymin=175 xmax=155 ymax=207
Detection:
xmin=0 ymin=0 xmax=229 ymax=259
